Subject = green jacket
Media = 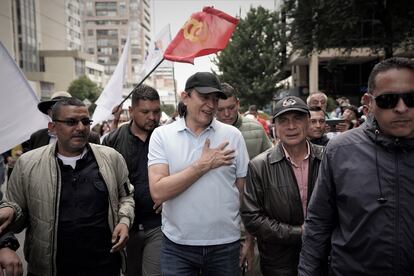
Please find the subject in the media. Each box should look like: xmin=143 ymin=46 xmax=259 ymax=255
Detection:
xmin=234 ymin=114 xmax=272 ymax=159
xmin=3 ymin=142 xmax=134 ymax=276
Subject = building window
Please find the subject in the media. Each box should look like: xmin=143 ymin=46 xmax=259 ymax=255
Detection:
xmin=119 ymin=1 xmax=126 ymax=16
xmin=75 ymin=58 xmax=85 ymax=76
xmin=39 ymin=56 xmax=45 ymax=72
xmin=86 ymin=2 xmax=93 ymax=16
xmin=40 ymin=81 xmax=54 ymax=98
xmin=88 ymin=29 xmax=94 ymax=36
xmin=95 ymin=2 xmax=117 ymax=16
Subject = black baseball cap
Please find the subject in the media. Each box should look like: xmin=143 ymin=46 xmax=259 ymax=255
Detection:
xmin=273 ymin=96 xmax=310 ymax=120
xmin=185 ymin=72 xmax=227 ymax=99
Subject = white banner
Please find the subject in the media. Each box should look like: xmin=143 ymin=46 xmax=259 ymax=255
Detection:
xmin=92 ymin=30 xmax=131 ymax=127
xmin=91 ymin=25 xmax=171 ymax=127
xmin=0 ymin=42 xmax=49 ymax=154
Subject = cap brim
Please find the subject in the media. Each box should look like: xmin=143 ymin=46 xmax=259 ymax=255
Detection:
xmin=273 ymin=108 xmax=310 ymax=119
xmin=38 ymin=100 xmax=58 ymax=115
xmin=194 ymin=86 xmax=227 ymax=99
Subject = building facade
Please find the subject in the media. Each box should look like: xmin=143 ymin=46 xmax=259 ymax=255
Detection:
xmin=83 ymin=0 xmax=151 ymax=84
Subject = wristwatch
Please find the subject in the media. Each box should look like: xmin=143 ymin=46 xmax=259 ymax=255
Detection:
xmin=0 ymin=235 xmax=19 ymax=251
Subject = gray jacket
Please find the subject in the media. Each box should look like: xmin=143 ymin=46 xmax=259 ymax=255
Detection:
xmin=4 ymin=142 xmax=134 ymax=276
xmin=299 ymin=116 xmax=414 ymax=275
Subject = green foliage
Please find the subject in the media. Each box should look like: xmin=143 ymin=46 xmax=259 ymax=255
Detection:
xmin=287 ymin=0 xmax=414 ymax=58
xmin=67 ymin=75 xmax=101 ymax=102
xmin=214 ymin=6 xmax=289 ymax=108
xmin=161 ymin=104 xmax=175 ymax=116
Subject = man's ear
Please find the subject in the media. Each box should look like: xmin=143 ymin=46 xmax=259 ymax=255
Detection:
xmin=181 ymin=91 xmax=189 ymax=104
xmin=363 ymin=93 xmax=373 ymax=112
xmin=48 ymin=121 xmax=57 ymax=135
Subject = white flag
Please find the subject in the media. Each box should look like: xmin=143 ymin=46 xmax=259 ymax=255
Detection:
xmin=0 ymin=42 xmax=49 ymax=154
xmin=91 ymin=25 xmax=171 ymax=127
xmin=137 ymin=24 xmax=171 ymax=81
xmin=92 ymin=30 xmax=131 ymax=127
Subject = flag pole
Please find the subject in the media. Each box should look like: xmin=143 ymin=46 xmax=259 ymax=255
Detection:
xmin=172 ymin=63 xmax=178 ymax=107
xmin=114 ymin=57 xmax=165 ymax=113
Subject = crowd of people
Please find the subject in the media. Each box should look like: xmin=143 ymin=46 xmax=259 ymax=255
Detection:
xmin=0 ymin=57 xmax=413 ymax=276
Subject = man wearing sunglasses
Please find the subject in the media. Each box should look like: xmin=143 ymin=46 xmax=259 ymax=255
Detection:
xmin=0 ymin=98 xmax=135 ymax=276
xmin=26 ymin=91 xmax=100 ymax=151
xmin=299 ymin=57 xmax=414 ymax=275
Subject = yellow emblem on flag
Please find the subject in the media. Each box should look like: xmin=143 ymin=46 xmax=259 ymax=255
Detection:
xmin=182 ymin=18 xmax=209 ymax=43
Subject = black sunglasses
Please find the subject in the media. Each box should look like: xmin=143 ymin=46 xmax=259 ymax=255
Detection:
xmin=372 ymin=92 xmax=414 ymax=109
xmin=54 ymin=118 xmax=93 ymax=127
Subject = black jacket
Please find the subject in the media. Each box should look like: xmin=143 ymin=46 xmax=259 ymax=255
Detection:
xmin=299 ymin=116 xmax=414 ymax=275
xmin=310 ymin=134 xmax=330 ymax=147
xmin=241 ymin=141 xmax=324 ymax=276
xmin=103 ymin=122 xmax=161 ymax=230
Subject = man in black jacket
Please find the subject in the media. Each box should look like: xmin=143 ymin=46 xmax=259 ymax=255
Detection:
xmin=241 ymin=96 xmax=324 ymax=276
xmin=103 ymin=84 xmax=162 ymax=276
xmin=299 ymin=57 xmax=414 ymax=275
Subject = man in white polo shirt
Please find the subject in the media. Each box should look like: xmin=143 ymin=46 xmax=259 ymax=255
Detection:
xmin=148 ymin=72 xmax=249 ymax=275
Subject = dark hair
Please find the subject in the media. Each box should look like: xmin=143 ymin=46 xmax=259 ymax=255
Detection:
xmin=131 ymin=84 xmax=160 ymax=106
xmin=220 ymin=82 xmax=238 ymax=99
xmin=342 ymin=105 xmax=359 ymax=119
xmin=51 ymin=98 xmax=85 ymax=121
xmin=177 ymin=101 xmax=186 ymax=117
xmin=180 ymin=88 xmax=196 ymax=117
xmin=308 ymin=106 xmax=327 ymax=117
xmin=309 ymin=106 xmax=323 ymax=112
xmin=368 ymin=57 xmax=414 ymax=94
xmin=248 ymin=105 xmax=258 ymax=112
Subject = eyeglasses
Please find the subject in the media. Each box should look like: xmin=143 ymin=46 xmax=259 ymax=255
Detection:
xmin=54 ymin=118 xmax=93 ymax=127
xmin=371 ymin=92 xmax=414 ymax=109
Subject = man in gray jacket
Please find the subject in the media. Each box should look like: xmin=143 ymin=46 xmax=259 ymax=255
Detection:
xmin=0 ymin=98 xmax=134 ymax=276
xmin=299 ymin=57 xmax=414 ymax=275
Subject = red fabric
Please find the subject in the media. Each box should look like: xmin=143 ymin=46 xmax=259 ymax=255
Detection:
xmin=164 ymin=7 xmax=239 ymax=64
xmin=257 ymin=117 xmax=270 ymax=136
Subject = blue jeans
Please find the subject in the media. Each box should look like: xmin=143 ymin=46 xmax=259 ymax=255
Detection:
xmin=161 ymin=235 xmax=241 ymax=276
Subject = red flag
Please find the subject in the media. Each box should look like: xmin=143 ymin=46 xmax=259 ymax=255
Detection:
xmin=164 ymin=7 xmax=239 ymax=64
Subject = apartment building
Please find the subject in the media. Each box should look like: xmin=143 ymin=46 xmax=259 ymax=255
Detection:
xmin=83 ymin=0 xmax=151 ymax=84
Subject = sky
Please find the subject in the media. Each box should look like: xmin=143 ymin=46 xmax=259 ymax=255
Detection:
xmin=150 ymin=0 xmax=279 ymax=92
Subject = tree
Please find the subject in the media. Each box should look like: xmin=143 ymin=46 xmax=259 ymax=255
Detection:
xmin=67 ymin=75 xmax=101 ymax=102
xmin=161 ymin=104 xmax=175 ymax=117
xmin=214 ymin=6 xmax=289 ymax=109
xmin=287 ymin=0 xmax=414 ymax=58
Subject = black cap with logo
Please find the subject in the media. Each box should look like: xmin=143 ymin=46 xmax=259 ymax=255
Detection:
xmin=185 ymin=72 xmax=227 ymax=99
xmin=272 ymin=96 xmax=310 ymax=121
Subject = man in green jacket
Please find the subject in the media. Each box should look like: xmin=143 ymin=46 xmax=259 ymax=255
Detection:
xmin=0 ymin=98 xmax=134 ymax=276
xmin=217 ymin=83 xmax=272 ymax=159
